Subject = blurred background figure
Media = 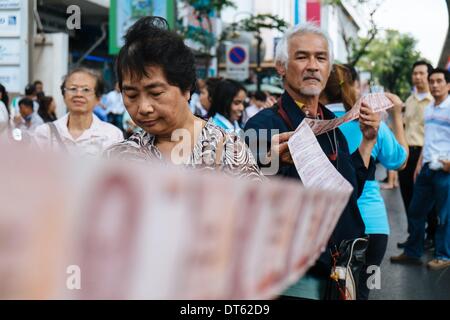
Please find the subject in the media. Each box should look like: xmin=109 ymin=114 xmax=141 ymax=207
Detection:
xmin=321 ymin=63 xmax=408 ymax=300
xmin=209 ymin=79 xmax=247 ymax=134
xmin=103 ymin=82 xmax=126 ymax=131
xmin=10 ymin=83 xmax=40 ymax=122
xmin=37 ymin=96 xmax=58 ymax=123
xmin=194 ymin=77 xmax=221 ymax=120
xmin=189 ymin=79 xmax=205 ymax=114
xmin=0 ymin=83 xmax=10 ymax=131
xmin=242 ymin=90 xmax=267 ymax=126
xmin=33 ymin=80 xmax=45 ymax=99
xmin=122 ymin=110 xmax=141 ymax=139
xmin=14 ymin=97 xmax=44 ymax=134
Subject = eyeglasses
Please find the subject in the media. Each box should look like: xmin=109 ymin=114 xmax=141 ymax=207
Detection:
xmin=64 ymin=87 xmax=95 ymax=96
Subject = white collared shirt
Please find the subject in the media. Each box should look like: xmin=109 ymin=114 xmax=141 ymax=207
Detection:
xmin=423 ymin=95 xmax=450 ymax=164
xmin=34 ymin=113 xmax=124 ymax=157
xmin=211 ymin=113 xmax=242 ymax=135
xmin=102 ymin=90 xmax=125 ymax=115
xmin=15 ymin=112 xmax=44 ymax=133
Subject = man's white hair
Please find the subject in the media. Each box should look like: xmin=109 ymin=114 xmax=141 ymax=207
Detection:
xmin=275 ymin=22 xmax=334 ymax=68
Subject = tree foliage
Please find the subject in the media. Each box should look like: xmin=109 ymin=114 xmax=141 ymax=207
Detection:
xmin=177 ymin=0 xmax=236 ymax=54
xmin=223 ymin=13 xmax=289 ymax=36
xmin=357 ymin=30 xmax=422 ymax=100
xmin=324 ymin=0 xmax=384 ymax=66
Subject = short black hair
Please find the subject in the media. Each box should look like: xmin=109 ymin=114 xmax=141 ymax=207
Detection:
xmin=0 ymin=83 xmax=9 ymax=113
xmin=18 ymin=97 xmax=34 ymax=110
xmin=116 ymin=16 xmax=196 ymax=94
xmin=204 ymin=77 xmax=222 ymax=98
xmin=428 ymin=68 xmax=450 ymax=83
xmin=412 ymin=60 xmax=433 ymax=75
xmin=33 ymin=80 xmax=43 ymax=86
xmin=253 ymin=91 xmax=267 ymax=102
xmin=208 ymin=79 xmax=246 ymax=119
xmin=60 ymin=67 xmax=104 ymax=98
xmin=25 ymin=83 xmax=36 ymax=96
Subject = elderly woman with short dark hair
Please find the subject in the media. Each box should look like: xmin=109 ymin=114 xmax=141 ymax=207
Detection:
xmin=105 ymin=17 xmax=261 ymax=180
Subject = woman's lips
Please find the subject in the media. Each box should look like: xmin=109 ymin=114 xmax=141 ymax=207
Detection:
xmin=140 ymin=119 xmax=158 ymax=127
xmin=72 ymin=99 xmax=86 ymax=106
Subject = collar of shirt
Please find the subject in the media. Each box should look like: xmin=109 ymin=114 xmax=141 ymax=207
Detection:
xmin=213 ymin=113 xmax=239 ymax=131
xmin=294 ymin=100 xmax=305 ymax=110
xmin=325 ymin=102 xmax=346 ymax=113
xmin=431 ymin=95 xmax=450 ymax=109
xmin=414 ymin=92 xmax=433 ymax=102
xmin=55 ymin=113 xmax=106 ymax=142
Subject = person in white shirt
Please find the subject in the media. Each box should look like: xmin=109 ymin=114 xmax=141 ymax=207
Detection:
xmin=0 ymin=84 xmax=9 ymax=132
xmin=103 ymin=82 xmax=126 ymax=130
xmin=242 ymin=91 xmax=268 ymax=125
xmin=14 ymin=98 xmax=44 ymax=133
xmin=10 ymin=83 xmax=40 ymax=121
xmin=34 ymin=68 xmax=123 ymax=157
xmin=391 ymin=68 xmax=450 ymax=270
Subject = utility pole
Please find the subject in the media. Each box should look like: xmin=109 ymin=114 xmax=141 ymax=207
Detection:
xmin=256 ymin=33 xmax=262 ymax=92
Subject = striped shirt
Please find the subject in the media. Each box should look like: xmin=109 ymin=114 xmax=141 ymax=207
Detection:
xmin=423 ymin=95 xmax=450 ymax=164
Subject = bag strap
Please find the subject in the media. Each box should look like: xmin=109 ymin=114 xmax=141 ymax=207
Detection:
xmin=48 ymin=122 xmax=68 ymax=153
xmin=276 ymin=98 xmax=295 ymax=131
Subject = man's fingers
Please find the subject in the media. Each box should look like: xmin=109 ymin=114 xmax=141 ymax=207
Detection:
xmin=276 ymin=141 xmax=290 ymax=153
xmin=272 ymin=131 xmax=294 ymax=144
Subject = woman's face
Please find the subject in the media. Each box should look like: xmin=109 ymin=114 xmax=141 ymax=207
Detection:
xmin=229 ymin=89 xmax=246 ymax=122
xmin=199 ymin=87 xmax=211 ymax=110
xmin=121 ymin=65 xmax=191 ymax=137
xmin=64 ymin=72 xmax=99 ymax=115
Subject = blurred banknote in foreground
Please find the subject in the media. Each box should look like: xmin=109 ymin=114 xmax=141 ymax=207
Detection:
xmin=0 ymin=141 xmax=351 ymax=299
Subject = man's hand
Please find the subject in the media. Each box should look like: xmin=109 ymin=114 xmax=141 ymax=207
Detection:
xmin=440 ymin=160 xmax=450 ymax=173
xmin=359 ymin=102 xmax=380 ymax=142
xmin=270 ymin=131 xmax=294 ymax=165
xmin=13 ymin=115 xmax=22 ymax=126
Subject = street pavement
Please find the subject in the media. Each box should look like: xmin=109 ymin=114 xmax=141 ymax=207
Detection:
xmin=370 ymin=168 xmax=450 ymax=300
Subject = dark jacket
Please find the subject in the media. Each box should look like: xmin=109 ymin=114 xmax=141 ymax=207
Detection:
xmin=244 ymin=91 xmax=375 ymax=277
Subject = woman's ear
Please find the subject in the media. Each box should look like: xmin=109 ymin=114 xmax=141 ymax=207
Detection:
xmin=183 ymin=90 xmax=191 ymax=102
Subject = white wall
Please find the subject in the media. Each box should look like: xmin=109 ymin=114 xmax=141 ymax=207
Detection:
xmin=218 ymin=0 xmax=362 ymax=63
xmin=221 ymin=0 xmax=297 ymax=61
xmin=32 ymin=33 xmax=69 ymax=118
xmin=321 ymin=4 xmax=359 ymax=63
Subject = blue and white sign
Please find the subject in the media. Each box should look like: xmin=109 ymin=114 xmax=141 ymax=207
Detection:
xmin=226 ymin=43 xmax=249 ymax=81
xmin=0 ymin=0 xmax=20 ymax=10
xmin=0 ymin=10 xmax=20 ymax=37
xmin=0 ymin=37 xmax=20 ymax=64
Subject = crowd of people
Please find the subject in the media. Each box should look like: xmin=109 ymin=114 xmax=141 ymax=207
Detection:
xmin=0 ymin=16 xmax=449 ymax=300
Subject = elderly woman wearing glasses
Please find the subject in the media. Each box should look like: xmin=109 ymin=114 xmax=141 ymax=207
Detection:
xmin=34 ymin=68 xmax=123 ymax=156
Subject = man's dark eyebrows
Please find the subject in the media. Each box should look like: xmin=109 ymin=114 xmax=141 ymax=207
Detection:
xmin=143 ymin=82 xmax=167 ymax=90
xmin=122 ymin=85 xmax=138 ymax=91
xmin=122 ymin=82 xmax=167 ymax=91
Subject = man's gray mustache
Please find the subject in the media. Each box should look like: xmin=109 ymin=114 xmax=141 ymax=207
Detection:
xmin=303 ymin=75 xmax=322 ymax=81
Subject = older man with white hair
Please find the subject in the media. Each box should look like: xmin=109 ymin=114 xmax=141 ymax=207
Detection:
xmin=244 ymin=23 xmax=383 ymax=299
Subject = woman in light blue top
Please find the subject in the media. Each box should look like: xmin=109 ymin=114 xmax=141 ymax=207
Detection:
xmin=208 ymin=79 xmax=246 ymax=135
xmin=321 ymin=64 xmax=409 ymax=300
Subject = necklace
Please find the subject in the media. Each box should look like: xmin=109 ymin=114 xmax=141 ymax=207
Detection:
xmin=310 ymin=107 xmax=338 ymax=163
